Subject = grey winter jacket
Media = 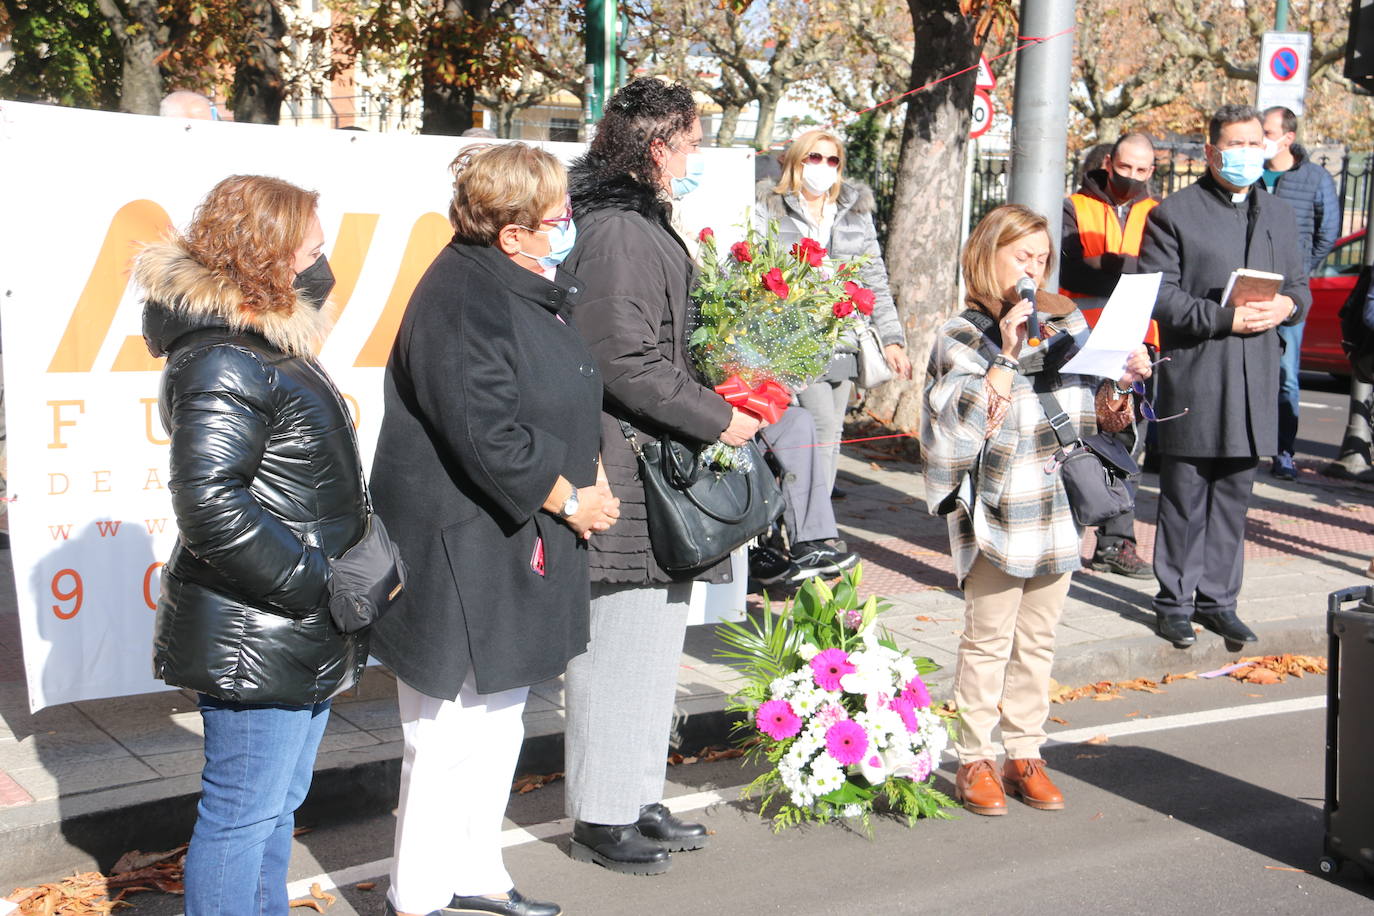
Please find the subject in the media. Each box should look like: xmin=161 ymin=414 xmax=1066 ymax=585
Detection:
xmin=754 ymin=179 xmax=905 ymax=373
xmin=1266 ymin=145 xmax=1340 ymax=276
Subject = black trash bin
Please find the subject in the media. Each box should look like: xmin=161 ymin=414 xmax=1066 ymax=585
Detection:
xmin=1322 ymin=585 xmax=1374 ymax=880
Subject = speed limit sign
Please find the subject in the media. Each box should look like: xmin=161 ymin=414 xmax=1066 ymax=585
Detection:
xmin=969 ymin=89 xmax=993 ymax=139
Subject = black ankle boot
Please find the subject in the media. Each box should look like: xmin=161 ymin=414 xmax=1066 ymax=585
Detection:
xmin=569 ymin=821 xmax=671 ymax=875
xmin=635 ymin=802 xmax=709 ymax=851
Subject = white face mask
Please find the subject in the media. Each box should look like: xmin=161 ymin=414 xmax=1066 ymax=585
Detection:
xmin=801 ymin=162 xmax=838 ymax=195
xmin=1262 ymin=138 xmax=1280 ymax=161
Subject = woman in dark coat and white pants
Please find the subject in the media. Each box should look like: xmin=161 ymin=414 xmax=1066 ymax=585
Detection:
xmin=368 ymin=143 xmax=618 ymax=916
xmin=560 ymin=78 xmax=764 ymax=875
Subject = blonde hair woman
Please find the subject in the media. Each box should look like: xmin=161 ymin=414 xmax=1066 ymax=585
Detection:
xmin=368 ymin=142 xmax=619 ymax=916
xmin=921 ymin=204 xmax=1152 ymax=818
xmin=754 ymin=129 xmax=908 ymax=565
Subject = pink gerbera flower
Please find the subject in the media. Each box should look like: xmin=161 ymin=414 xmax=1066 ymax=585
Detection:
xmin=891 ymin=694 xmax=920 ymax=733
xmin=902 ymin=675 xmax=932 ymax=709
xmin=810 ymin=648 xmax=856 ymax=691
xmin=825 ymin=719 xmax=868 ymax=765
xmin=755 ymin=699 xmax=802 ymax=741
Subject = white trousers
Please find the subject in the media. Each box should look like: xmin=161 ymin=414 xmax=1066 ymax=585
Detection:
xmin=389 ymin=673 xmax=528 ymax=914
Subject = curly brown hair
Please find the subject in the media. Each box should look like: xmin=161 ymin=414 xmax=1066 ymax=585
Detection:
xmin=180 ymin=175 xmax=319 ymax=315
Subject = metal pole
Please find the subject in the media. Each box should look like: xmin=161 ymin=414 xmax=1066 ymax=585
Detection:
xmin=1008 ymin=0 xmax=1076 ymax=289
xmin=1277 ymin=0 xmax=1289 ymax=31
xmin=585 ymin=0 xmax=617 ymax=122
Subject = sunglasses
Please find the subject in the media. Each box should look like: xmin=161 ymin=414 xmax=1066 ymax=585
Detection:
xmin=804 ymin=152 xmax=841 ymax=168
xmin=1132 ymin=357 xmax=1188 ymax=423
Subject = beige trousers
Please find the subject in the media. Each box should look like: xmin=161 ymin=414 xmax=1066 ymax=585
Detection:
xmin=953 ymin=554 xmax=1073 ymax=764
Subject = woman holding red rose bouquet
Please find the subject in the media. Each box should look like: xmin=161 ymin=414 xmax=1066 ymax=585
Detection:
xmin=755 ymin=128 xmax=910 ymax=506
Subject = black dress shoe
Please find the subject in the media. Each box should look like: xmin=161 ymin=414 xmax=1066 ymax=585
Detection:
xmin=1157 ymin=615 xmax=1197 ymax=648
xmin=1196 ymin=610 xmax=1257 ymax=647
xmin=635 ymin=802 xmax=709 ymax=852
xmin=569 ymin=821 xmax=671 ymax=875
xmin=447 ymin=888 xmax=560 ymax=916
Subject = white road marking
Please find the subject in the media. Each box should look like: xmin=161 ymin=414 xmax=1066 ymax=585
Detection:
xmin=278 ymin=694 xmax=1325 ymax=901
xmin=1298 ymin=401 xmax=1335 ymax=410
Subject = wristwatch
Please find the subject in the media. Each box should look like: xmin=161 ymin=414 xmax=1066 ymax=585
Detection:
xmin=558 ymin=487 xmax=579 ymax=519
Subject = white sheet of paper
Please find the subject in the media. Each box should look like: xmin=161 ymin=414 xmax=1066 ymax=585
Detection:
xmin=1060 ymin=272 xmax=1162 ymax=378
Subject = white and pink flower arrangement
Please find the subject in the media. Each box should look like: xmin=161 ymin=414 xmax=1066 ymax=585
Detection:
xmin=718 ymin=565 xmax=957 ymax=831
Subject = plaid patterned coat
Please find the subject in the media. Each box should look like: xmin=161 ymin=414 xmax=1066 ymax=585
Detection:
xmin=921 ymin=310 xmax=1103 ymax=586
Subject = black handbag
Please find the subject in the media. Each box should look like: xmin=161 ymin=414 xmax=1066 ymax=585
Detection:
xmin=1035 ymin=385 xmax=1138 ymax=528
xmin=326 ymin=513 xmax=408 ymax=633
xmin=620 ymin=421 xmax=785 ymax=573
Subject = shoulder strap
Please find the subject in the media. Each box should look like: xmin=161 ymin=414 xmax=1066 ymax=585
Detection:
xmin=1032 ymin=372 xmax=1081 ymax=449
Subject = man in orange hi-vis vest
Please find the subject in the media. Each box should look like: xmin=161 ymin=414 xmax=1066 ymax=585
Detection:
xmin=1059 ymin=132 xmax=1159 ymax=580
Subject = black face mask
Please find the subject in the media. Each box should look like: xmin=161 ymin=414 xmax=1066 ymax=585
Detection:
xmin=293 ymin=254 xmax=335 ymax=310
xmin=1106 ymin=170 xmax=1146 ymax=200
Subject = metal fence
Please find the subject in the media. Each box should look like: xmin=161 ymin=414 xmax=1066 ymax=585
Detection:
xmin=867 ymin=146 xmax=1374 ymax=256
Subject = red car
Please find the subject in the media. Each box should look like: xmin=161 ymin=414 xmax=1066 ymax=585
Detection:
xmin=1305 ymin=228 xmax=1365 ymax=375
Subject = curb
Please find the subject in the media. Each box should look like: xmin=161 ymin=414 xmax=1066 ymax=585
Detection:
xmin=0 ymin=617 xmax=1329 ymax=890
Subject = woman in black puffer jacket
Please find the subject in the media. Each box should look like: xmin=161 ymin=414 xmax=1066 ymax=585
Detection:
xmin=137 ymin=174 xmax=368 ymax=916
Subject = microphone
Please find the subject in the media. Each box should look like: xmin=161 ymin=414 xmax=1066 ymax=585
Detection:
xmin=1015 ymin=276 xmax=1042 ymax=347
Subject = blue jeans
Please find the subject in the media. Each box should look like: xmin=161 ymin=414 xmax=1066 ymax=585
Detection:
xmin=184 ymin=696 xmax=331 ymax=916
xmin=1276 ymin=320 xmax=1305 ymax=457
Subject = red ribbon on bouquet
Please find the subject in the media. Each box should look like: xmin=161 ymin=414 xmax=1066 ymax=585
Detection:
xmin=715 ymin=375 xmax=791 ymax=425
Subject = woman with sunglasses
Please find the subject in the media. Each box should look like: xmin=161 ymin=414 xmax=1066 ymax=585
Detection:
xmin=368 ymin=142 xmax=619 ymax=916
xmin=921 ymin=205 xmax=1152 ymax=818
xmin=755 ymin=129 xmax=909 ymax=505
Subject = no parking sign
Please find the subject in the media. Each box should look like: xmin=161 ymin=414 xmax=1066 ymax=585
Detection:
xmin=1257 ymin=30 xmax=1311 ymax=116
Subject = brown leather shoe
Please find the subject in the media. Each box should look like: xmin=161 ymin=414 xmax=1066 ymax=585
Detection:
xmin=955 ymin=759 xmax=1007 ymax=816
xmin=1003 ymin=758 xmax=1065 ymax=810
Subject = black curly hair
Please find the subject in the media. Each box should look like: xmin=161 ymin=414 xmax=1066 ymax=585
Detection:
xmin=587 ymin=77 xmax=699 ymax=189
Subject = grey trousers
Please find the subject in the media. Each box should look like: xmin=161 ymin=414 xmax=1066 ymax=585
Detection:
xmin=1152 ymin=455 xmax=1259 ymax=618
xmin=795 ymin=378 xmax=853 ymax=492
xmin=563 ymin=581 xmax=692 ymax=824
xmin=759 ymin=405 xmax=838 ymax=545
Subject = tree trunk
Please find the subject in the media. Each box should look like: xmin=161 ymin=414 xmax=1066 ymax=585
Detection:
xmin=714 ymin=104 xmax=741 ymax=146
xmin=231 ymin=0 xmax=286 ymax=124
xmin=421 ymin=78 xmax=476 ymax=135
xmin=97 ymin=0 xmax=164 ymax=114
xmin=753 ymin=93 xmax=780 ymax=150
xmin=861 ymin=1 xmax=983 ymax=433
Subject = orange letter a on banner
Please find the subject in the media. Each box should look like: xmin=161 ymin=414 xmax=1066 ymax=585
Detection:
xmin=49 ymin=200 xmax=174 ymax=373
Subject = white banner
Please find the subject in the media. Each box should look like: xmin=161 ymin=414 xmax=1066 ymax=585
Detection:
xmin=0 ymin=101 xmax=755 ymax=711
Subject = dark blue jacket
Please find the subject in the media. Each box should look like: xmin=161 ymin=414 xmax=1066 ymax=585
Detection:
xmin=1267 ymin=145 xmax=1341 ymax=276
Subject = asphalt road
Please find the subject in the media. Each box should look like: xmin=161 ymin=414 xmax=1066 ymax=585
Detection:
xmin=1296 ymin=372 xmax=1357 ymax=459
xmin=102 ymin=672 xmax=1372 ymax=916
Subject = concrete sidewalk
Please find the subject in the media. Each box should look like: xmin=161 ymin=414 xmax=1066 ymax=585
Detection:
xmin=2 ymin=448 xmax=1370 ymax=889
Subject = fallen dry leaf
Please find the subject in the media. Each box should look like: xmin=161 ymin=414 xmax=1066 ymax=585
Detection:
xmin=1084 ymin=733 xmax=1110 ymax=745
xmin=1162 ymin=671 xmax=1197 ymax=684
xmin=1049 ymin=716 xmax=1069 ymax=725
xmin=288 ymin=899 xmax=325 ymax=912
xmin=1263 ymin=865 xmax=1307 ymax=873
xmin=1118 ymin=677 xmax=1165 ymax=695
xmin=1124 ymin=711 xmax=1140 ymax=717
xmin=1091 ymin=811 xmax=1104 ymax=820
xmin=354 ymin=882 xmax=376 ymax=892
xmin=310 ymin=884 xmax=335 ymax=907
xmin=1246 ymin=693 xmax=1264 ymax=698
xmin=1091 ymin=693 xmax=1124 ymax=702
xmin=512 ymin=772 xmax=564 ymax=794
xmin=1242 ymin=667 xmax=1282 ymax=685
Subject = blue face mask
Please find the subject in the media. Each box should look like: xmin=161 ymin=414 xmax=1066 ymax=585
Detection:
xmin=1217 ymin=146 xmax=1265 ymax=189
xmin=670 ymin=153 xmax=706 ymax=199
xmin=520 ymin=218 xmax=577 ymax=270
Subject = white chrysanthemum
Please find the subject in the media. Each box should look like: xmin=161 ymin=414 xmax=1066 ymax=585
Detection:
xmin=798 ymin=643 xmax=821 ymax=661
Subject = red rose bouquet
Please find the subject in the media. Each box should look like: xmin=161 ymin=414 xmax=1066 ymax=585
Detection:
xmin=689 ymin=220 xmax=874 ymax=466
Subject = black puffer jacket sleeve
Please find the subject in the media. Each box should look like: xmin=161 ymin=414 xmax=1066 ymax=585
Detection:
xmin=165 ymin=345 xmax=331 ymax=614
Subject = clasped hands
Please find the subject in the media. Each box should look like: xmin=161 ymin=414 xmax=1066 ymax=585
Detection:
xmin=1231 ymin=294 xmax=1295 ymax=335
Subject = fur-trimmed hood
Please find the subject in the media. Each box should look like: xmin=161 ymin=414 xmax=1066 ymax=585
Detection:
xmin=568 ymin=153 xmax=673 ymax=223
xmin=136 ymin=241 xmax=334 ymax=358
xmin=755 ymin=177 xmax=876 ymax=222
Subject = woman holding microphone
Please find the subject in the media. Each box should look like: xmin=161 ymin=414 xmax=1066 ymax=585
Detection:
xmin=922 ymin=204 xmax=1152 ymax=817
